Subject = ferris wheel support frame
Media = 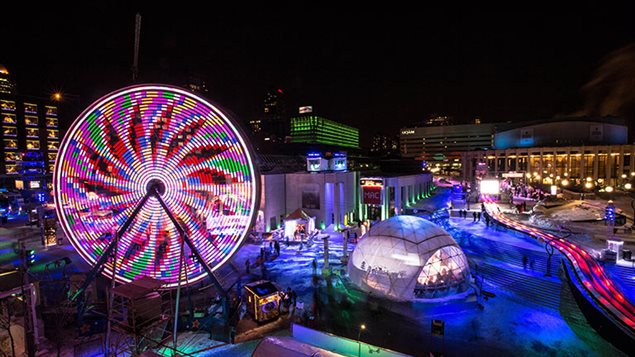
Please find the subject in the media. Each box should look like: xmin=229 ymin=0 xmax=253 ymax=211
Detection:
xmin=66 ymin=183 xmax=229 ymax=355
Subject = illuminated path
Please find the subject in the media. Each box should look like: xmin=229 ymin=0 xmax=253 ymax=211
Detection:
xmin=482 ymin=197 xmax=635 ymax=339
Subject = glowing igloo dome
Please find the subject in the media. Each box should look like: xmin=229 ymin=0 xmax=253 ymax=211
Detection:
xmin=348 ymin=215 xmax=470 ymax=301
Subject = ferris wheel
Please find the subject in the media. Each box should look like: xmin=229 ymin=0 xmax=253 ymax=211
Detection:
xmin=54 ymin=84 xmax=259 ymax=290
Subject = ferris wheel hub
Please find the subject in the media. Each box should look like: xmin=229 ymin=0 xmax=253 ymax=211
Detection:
xmin=146 ymin=178 xmax=166 ymax=196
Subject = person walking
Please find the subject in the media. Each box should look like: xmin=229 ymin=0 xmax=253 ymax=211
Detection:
xmin=522 ymin=255 xmax=528 ymax=270
xmin=472 ymin=211 xmax=477 ymax=222
xmin=274 ymin=240 xmax=280 ymax=256
xmin=477 ymin=211 xmax=481 ymax=222
xmin=312 ymin=258 xmax=317 ymax=274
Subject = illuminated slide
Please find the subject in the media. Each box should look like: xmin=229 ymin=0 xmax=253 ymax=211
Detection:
xmin=482 ymin=197 xmax=635 ymax=338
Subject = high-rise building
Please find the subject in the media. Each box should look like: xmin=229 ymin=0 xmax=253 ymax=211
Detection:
xmin=425 ymin=115 xmax=453 ymax=126
xmin=0 ymin=64 xmax=16 ymax=94
xmin=290 ymin=115 xmax=359 ymax=149
xmin=0 ymin=68 xmax=60 ymax=192
xmin=370 ymin=133 xmax=399 ymax=156
xmin=260 ymin=88 xmax=288 ymax=143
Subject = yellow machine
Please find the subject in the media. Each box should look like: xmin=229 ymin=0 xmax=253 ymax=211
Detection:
xmin=243 ymin=280 xmax=282 ymax=323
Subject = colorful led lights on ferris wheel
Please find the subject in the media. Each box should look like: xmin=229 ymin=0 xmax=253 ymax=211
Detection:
xmin=54 ymin=85 xmax=258 ymax=288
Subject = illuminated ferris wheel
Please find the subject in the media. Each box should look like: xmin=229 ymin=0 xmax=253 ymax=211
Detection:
xmin=54 ymin=84 xmax=259 ymax=289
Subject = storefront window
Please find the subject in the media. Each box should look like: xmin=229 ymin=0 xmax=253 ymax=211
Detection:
xmin=47 ymin=129 xmax=58 ymax=138
xmin=47 ymin=141 xmax=59 ymax=151
xmin=46 ymin=117 xmax=58 ymax=127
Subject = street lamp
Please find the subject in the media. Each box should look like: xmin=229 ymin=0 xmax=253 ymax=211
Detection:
xmin=606 ymin=186 xmax=614 ymax=193
xmin=561 ymin=179 xmax=569 ymax=187
xmin=51 ymin=92 xmax=62 ymax=101
xmin=358 ymin=324 xmax=366 ymax=357
xmin=585 ymin=182 xmax=593 ymax=189
xmin=625 ymin=183 xmax=632 ymax=190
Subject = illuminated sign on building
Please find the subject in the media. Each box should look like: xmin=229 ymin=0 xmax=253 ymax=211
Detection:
xmin=401 ymin=130 xmax=415 ymax=135
xmin=361 ymin=178 xmax=383 ymax=205
xmin=307 ymin=152 xmax=347 ymax=172
xmin=480 ymin=179 xmax=500 ymax=195
xmin=299 ymin=106 xmax=313 ymax=114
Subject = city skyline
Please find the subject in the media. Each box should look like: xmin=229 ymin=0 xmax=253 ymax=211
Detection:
xmin=2 ymin=4 xmax=634 ymax=146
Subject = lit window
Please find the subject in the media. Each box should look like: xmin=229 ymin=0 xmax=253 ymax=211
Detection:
xmin=47 ymin=129 xmax=58 ymax=138
xmin=25 ymin=116 xmax=38 ymax=126
xmin=4 ymin=152 xmax=18 ymax=161
xmin=48 ymin=153 xmax=56 ymax=162
xmin=5 ymin=165 xmax=17 ymax=174
xmin=47 ymin=141 xmax=58 ymax=151
xmin=48 ymin=164 xmax=55 ymax=173
xmin=26 ymin=140 xmax=40 ymax=150
xmin=4 ymin=139 xmax=17 ymax=149
xmin=3 ymin=127 xmax=17 ymax=136
xmin=26 ymin=128 xmax=39 ymax=137
xmin=2 ymin=114 xmax=16 ymax=123
xmin=24 ymin=103 xmax=38 ymax=114
xmin=0 ymin=100 xmax=16 ymax=111
xmin=46 ymin=117 xmax=58 ymax=127
xmin=45 ymin=106 xmax=57 ymax=116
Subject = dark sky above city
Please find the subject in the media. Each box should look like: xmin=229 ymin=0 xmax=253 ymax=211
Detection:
xmin=3 ymin=2 xmax=635 ymax=145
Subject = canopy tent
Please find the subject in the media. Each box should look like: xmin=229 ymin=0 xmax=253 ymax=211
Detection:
xmin=284 ymin=208 xmax=316 ymax=241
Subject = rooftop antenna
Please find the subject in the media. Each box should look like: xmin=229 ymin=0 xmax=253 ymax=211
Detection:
xmin=132 ymin=13 xmax=141 ymax=82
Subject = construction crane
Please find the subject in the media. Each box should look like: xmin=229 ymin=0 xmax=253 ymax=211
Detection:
xmin=132 ymin=13 xmax=141 ymax=82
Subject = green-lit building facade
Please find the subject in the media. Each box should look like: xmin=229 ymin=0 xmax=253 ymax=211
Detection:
xmin=290 ymin=116 xmax=359 ymax=149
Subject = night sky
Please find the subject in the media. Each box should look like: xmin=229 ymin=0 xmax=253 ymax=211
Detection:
xmin=3 ymin=3 xmax=635 ymax=146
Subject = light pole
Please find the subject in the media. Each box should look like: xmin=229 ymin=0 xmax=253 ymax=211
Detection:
xmin=358 ymin=324 xmax=366 ymax=357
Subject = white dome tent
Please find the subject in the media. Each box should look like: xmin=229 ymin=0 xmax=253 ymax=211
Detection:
xmin=348 ymin=215 xmax=470 ymax=301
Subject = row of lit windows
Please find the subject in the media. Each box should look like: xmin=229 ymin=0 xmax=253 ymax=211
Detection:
xmin=1 ymin=114 xmax=57 ymax=127
xmin=2 ymin=127 xmax=58 ymax=138
xmin=3 ymin=139 xmax=58 ymax=151
xmin=0 ymin=101 xmax=57 ymax=119
xmin=4 ymin=152 xmax=59 ymax=163
xmin=5 ymin=163 xmax=56 ymax=175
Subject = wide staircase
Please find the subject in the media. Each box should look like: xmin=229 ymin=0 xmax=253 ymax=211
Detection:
xmin=477 ymin=261 xmax=561 ymax=310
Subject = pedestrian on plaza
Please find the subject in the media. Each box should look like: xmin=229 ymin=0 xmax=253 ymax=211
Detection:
xmin=312 ymin=258 xmax=317 ymax=274
xmin=275 ymin=240 xmax=281 ymax=256
xmin=477 ymin=211 xmax=481 ymax=222
xmin=291 ymin=288 xmax=298 ymax=306
xmin=269 ymin=241 xmax=273 ymax=254
xmin=472 ymin=211 xmax=477 ymax=222
xmin=260 ymin=246 xmax=265 ymax=260
xmin=245 ymin=258 xmax=250 ymax=274
xmin=522 ymin=255 xmax=528 ymax=270
xmin=261 ymin=262 xmax=267 ymax=279
xmin=485 ymin=214 xmax=490 ymax=227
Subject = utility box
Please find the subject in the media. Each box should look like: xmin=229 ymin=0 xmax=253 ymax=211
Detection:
xmin=243 ymin=280 xmax=282 ymax=323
